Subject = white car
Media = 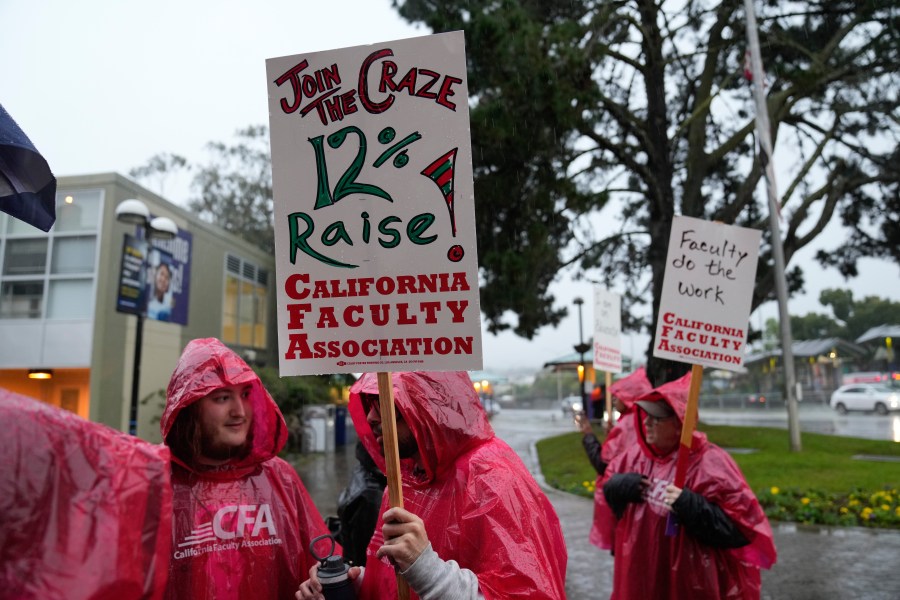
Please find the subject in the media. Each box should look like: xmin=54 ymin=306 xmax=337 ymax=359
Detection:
xmin=829 ymin=384 xmax=900 ymax=415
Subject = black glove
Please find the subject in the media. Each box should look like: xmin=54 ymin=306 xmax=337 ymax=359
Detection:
xmin=671 ymin=488 xmax=750 ymax=549
xmin=603 ymin=473 xmax=645 ymax=518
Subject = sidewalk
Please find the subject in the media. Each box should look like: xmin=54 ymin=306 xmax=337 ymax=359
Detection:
xmin=290 ymin=409 xmax=900 ymax=599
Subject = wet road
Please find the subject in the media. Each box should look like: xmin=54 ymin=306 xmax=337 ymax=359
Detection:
xmin=699 ymin=403 xmax=900 ymax=443
xmin=292 ymin=407 xmax=900 ymax=599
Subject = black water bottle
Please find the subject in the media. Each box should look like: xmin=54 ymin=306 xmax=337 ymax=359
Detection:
xmin=310 ymin=534 xmax=357 ymax=600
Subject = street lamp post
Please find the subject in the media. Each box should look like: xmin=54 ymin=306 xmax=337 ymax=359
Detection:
xmin=116 ymin=199 xmax=177 ymax=436
xmin=573 ymin=297 xmax=591 ymax=419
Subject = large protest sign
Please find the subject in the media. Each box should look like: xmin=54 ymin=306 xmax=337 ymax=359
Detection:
xmin=652 ymin=215 xmax=761 ymax=372
xmin=266 ymin=32 xmax=483 ymax=376
xmin=593 ymin=287 xmax=622 ymax=374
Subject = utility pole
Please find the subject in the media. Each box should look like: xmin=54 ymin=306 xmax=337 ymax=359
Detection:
xmin=744 ymin=0 xmax=802 ymax=451
xmin=573 ymin=297 xmax=592 ymax=418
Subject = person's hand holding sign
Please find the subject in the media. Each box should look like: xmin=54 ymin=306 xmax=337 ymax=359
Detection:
xmin=663 ymin=484 xmax=683 ymax=512
xmin=377 ymin=507 xmax=430 ymax=571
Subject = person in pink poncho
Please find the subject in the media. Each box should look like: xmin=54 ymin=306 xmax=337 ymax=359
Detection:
xmin=600 ymin=372 xmax=777 ymax=599
xmin=1 ymin=388 xmax=172 ymax=600
xmin=574 ymin=366 xmax=653 ymax=550
xmin=297 ymin=370 xmax=567 ymax=600
xmin=161 ymin=338 xmax=333 ymax=600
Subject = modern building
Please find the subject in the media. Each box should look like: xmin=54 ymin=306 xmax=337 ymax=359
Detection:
xmin=0 ymin=173 xmax=277 ymax=442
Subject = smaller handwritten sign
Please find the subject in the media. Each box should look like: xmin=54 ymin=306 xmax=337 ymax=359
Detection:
xmin=652 ymin=216 xmax=761 ymax=371
xmin=593 ymin=287 xmax=622 ymax=373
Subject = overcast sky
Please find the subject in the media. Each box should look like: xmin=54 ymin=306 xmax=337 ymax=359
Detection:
xmin=3 ymin=0 xmax=897 ymax=375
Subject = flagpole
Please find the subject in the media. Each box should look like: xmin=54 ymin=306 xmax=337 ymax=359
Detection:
xmin=744 ymin=0 xmax=802 ymax=452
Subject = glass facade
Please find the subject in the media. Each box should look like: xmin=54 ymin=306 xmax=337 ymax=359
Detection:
xmin=0 ymin=190 xmax=101 ymax=320
xmin=222 ymin=254 xmax=268 ymax=349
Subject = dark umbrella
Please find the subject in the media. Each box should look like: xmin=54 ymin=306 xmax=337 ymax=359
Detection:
xmin=0 ymin=103 xmax=57 ymax=232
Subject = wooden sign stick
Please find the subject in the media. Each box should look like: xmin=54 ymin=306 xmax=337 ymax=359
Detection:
xmin=665 ymin=363 xmax=704 ymax=536
xmin=376 ymin=372 xmax=411 ymax=600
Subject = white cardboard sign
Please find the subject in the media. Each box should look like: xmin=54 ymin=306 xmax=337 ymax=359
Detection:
xmin=266 ymin=32 xmax=482 ymax=375
xmin=652 ymin=216 xmax=761 ymax=372
xmin=593 ymin=287 xmax=622 ymax=373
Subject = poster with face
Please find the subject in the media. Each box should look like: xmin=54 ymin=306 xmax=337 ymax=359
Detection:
xmin=115 ymin=229 xmax=192 ymax=325
xmin=653 ymin=215 xmax=761 ymax=372
xmin=266 ymin=32 xmax=482 ymax=375
xmin=145 ymin=248 xmax=175 ymax=322
xmin=146 ymin=230 xmax=192 ymax=325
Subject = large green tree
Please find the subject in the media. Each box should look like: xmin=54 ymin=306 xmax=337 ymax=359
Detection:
xmin=817 ymin=289 xmax=900 ymax=341
xmin=393 ymin=0 xmax=899 ymax=383
xmin=761 ymin=292 xmax=900 ymax=367
xmin=187 ymin=125 xmax=275 ymax=253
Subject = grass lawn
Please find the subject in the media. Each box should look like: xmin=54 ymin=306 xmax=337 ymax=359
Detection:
xmin=536 ymin=424 xmax=900 ymax=528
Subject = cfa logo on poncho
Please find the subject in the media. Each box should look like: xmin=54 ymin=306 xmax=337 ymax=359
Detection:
xmin=173 ymin=504 xmax=283 ymax=559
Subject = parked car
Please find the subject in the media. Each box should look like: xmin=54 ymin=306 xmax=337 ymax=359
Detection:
xmin=829 ymin=384 xmax=900 ymax=415
xmin=560 ymin=395 xmax=584 ymax=416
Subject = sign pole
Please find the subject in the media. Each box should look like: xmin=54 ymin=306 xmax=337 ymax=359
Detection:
xmin=605 ymin=372 xmax=613 ymax=428
xmin=665 ymin=363 xmax=704 ymax=536
xmin=376 ymin=372 xmax=410 ymax=600
xmin=744 ymin=0 xmax=802 ymax=452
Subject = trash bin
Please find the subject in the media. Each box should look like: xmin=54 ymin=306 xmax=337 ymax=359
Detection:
xmin=334 ymin=406 xmax=348 ymax=447
xmin=302 ymin=405 xmax=335 ymax=453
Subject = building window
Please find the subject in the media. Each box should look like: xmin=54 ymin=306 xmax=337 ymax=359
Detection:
xmin=0 ymin=189 xmax=101 ymax=320
xmin=0 ymin=281 xmax=44 ymax=318
xmin=223 ymin=254 xmax=268 ymax=349
xmin=47 ymin=280 xmax=94 ymax=319
xmin=3 ymin=239 xmax=48 ymax=275
xmin=51 ymin=236 xmax=96 ymax=274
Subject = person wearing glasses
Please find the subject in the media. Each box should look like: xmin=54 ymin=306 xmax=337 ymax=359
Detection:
xmin=600 ymin=372 xmax=777 ymax=599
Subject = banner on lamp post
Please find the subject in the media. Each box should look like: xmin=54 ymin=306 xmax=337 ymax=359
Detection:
xmin=115 ymin=234 xmax=147 ymax=316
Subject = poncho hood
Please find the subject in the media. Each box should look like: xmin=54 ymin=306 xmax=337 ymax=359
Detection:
xmin=609 ymin=366 xmax=653 ymax=411
xmin=634 ymin=371 xmax=708 ymax=459
xmin=349 ymin=371 xmax=494 ymax=486
xmin=161 ymin=338 xmax=287 ymax=474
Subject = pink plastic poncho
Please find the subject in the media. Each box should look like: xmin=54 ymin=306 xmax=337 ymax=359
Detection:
xmin=600 ymin=373 xmax=777 ymax=599
xmin=0 ymin=388 xmax=172 ymax=600
xmin=349 ymin=371 xmax=568 ymax=600
xmin=589 ymin=366 xmax=653 ymax=549
xmin=161 ymin=338 xmax=333 ymax=600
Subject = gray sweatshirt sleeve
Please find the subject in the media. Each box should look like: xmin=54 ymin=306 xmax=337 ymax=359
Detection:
xmin=400 ymin=544 xmax=485 ymax=600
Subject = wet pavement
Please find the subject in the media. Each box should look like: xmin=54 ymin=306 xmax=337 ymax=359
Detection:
xmin=290 ymin=407 xmax=900 ymax=599
xmin=699 ymin=403 xmax=900 ymax=443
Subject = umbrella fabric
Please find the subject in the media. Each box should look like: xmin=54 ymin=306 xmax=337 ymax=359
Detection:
xmin=0 ymin=104 xmax=56 ymax=232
